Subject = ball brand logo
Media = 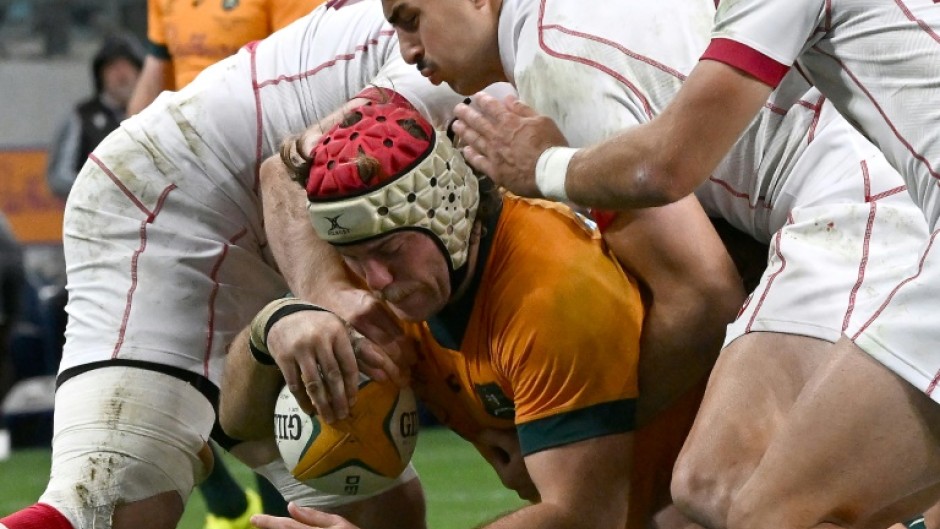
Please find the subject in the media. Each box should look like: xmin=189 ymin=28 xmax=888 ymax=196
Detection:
xmin=344 ymin=475 xmax=362 ymax=495
xmin=324 ymin=214 xmax=351 ymax=236
xmin=399 ymin=410 xmax=419 ymax=438
xmin=222 ymin=0 xmax=239 ymax=10
xmin=274 ymin=413 xmax=304 ymax=441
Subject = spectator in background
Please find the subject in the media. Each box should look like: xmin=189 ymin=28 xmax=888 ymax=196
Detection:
xmin=125 ymin=1 xmax=325 ymax=528
xmin=0 ymin=212 xmax=24 ymax=406
xmin=127 ymin=0 xmax=322 ymax=114
xmin=46 ymin=34 xmax=143 ymax=200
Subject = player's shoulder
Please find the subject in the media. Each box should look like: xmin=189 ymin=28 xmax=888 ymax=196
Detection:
xmin=497 ymin=195 xmax=602 ymax=253
xmin=488 ymin=196 xmax=637 ymax=311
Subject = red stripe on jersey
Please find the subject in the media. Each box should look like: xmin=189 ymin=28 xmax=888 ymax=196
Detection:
xmin=701 ymin=38 xmax=790 ymax=88
xmin=851 ymin=227 xmax=940 ymax=340
xmin=203 ymin=227 xmax=248 ymax=377
xmin=535 ymin=0 xmax=687 ymax=121
xmin=796 ymin=93 xmax=825 ymax=144
xmin=811 ymin=44 xmax=940 ymax=182
xmin=113 ymin=183 xmax=177 ymax=360
xmin=248 ymin=30 xmax=396 ymax=192
xmin=745 ymin=213 xmax=792 ymax=332
xmin=895 ymin=0 xmax=940 ymax=44
xmin=842 ymin=161 xmax=875 ymax=332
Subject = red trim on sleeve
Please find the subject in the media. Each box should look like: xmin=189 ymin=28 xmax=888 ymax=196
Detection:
xmin=701 ymin=38 xmax=790 ymax=88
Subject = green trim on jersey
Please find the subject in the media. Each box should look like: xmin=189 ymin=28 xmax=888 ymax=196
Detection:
xmin=517 ymin=398 xmax=636 ymax=456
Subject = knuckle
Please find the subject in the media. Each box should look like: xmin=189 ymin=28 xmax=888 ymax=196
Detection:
xmin=323 ymin=368 xmax=344 ymax=382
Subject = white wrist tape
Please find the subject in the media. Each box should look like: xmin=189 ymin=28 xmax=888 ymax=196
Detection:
xmin=535 ymin=146 xmax=577 ymax=202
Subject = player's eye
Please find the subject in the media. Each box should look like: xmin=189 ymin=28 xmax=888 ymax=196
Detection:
xmin=399 ymin=13 xmax=418 ymax=31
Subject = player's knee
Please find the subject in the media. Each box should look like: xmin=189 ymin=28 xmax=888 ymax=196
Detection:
xmin=670 ymin=447 xmax=735 ymax=528
xmin=110 ymin=491 xmax=184 ymax=529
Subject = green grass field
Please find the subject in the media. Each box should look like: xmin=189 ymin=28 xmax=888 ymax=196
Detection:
xmin=0 ymin=427 xmax=525 ymax=529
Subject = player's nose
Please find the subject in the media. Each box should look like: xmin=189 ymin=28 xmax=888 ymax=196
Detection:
xmin=398 ymin=34 xmax=423 ymax=66
xmin=361 ymin=258 xmax=394 ymax=292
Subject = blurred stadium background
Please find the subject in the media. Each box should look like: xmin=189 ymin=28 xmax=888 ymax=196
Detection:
xmin=0 ymin=2 xmax=525 ymax=526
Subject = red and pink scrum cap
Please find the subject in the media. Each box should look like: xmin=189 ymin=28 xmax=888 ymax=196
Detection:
xmin=305 ymin=100 xmax=479 ymax=270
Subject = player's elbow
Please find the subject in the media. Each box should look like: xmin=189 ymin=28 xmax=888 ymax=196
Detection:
xmin=645 ymin=155 xmax=708 ymax=206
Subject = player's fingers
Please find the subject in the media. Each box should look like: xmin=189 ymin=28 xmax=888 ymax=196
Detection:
xmin=460 ymin=145 xmax=497 ymax=178
xmin=249 ymin=513 xmax=312 ymax=529
xmin=450 ymin=119 xmax=487 ymax=157
xmin=453 ymin=101 xmax=497 ymax=143
xmin=318 ymin=334 xmax=356 ymax=420
xmin=356 ymin=339 xmax=403 ymax=386
xmin=472 ymin=91 xmax=508 ymax=122
xmin=297 ymin=352 xmax=332 ymax=422
xmin=288 ymin=502 xmax=358 ymax=529
xmin=345 ymin=303 xmax=402 ymax=349
xmin=281 ymin=363 xmax=315 ymax=416
xmin=505 ymin=94 xmax=538 ymax=118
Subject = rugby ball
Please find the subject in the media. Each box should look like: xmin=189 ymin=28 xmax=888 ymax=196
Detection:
xmin=274 ymin=376 xmax=419 ymax=496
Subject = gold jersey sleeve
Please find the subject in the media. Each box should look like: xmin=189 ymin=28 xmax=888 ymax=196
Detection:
xmin=146 ymin=0 xmax=323 ymax=88
xmin=408 ymin=196 xmax=644 ymax=455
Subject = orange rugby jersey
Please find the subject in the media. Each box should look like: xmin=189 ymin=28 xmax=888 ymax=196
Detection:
xmin=405 ymin=195 xmax=645 ymax=456
xmin=146 ymin=0 xmax=323 ymax=88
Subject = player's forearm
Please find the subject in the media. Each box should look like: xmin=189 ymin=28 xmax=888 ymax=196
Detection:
xmin=261 ymin=96 xmax=377 ymax=303
xmin=219 ymin=327 xmax=284 ymax=441
xmin=260 ymin=156 xmax=354 ymax=302
xmin=565 ymin=126 xmax=693 ymax=209
xmin=566 ymin=61 xmax=773 ymax=210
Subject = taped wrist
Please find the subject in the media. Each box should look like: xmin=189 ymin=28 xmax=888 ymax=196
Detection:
xmin=249 ymin=298 xmax=329 ymax=366
xmin=535 ymin=146 xmax=578 ymax=202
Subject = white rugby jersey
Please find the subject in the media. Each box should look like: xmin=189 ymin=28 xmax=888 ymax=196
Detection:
xmin=121 ymin=0 xmax=460 ymax=226
xmin=499 ymin=0 xmax=907 ymax=242
xmin=60 ymin=0 xmax=461 ymax=383
xmin=704 ymin=0 xmax=940 ymax=229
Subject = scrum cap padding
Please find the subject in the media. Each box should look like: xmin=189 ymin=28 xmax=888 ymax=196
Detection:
xmin=306 ymin=102 xmax=479 ymax=269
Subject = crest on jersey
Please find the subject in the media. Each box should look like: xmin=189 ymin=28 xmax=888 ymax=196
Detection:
xmin=474 ymin=383 xmax=515 ymax=420
xmin=222 ymin=0 xmax=239 ymax=10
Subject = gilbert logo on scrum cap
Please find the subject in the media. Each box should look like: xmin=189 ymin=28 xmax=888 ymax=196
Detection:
xmin=323 ymin=214 xmax=350 ymax=236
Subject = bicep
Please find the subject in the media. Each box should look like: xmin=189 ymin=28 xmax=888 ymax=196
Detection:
xmin=654 ymin=60 xmax=773 ymax=184
xmin=524 ymin=433 xmax=634 ymax=526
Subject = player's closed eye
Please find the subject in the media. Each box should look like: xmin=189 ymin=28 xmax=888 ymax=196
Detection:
xmin=398 ymin=14 xmax=418 ymax=32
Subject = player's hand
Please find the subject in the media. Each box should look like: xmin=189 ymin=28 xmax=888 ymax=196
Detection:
xmin=320 ymin=286 xmax=412 ymax=385
xmin=266 ymin=309 xmax=366 ymax=423
xmin=452 ymin=92 xmax=568 ymax=198
xmin=251 ymin=502 xmax=361 ymax=529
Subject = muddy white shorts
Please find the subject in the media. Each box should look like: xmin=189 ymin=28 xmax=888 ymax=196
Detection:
xmin=61 ymin=127 xmax=289 ymax=385
xmin=725 ymin=191 xmax=931 ymax=348
xmin=38 ymin=366 xmax=215 ymax=529
xmin=846 ymin=227 xmax=940 ymax=405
